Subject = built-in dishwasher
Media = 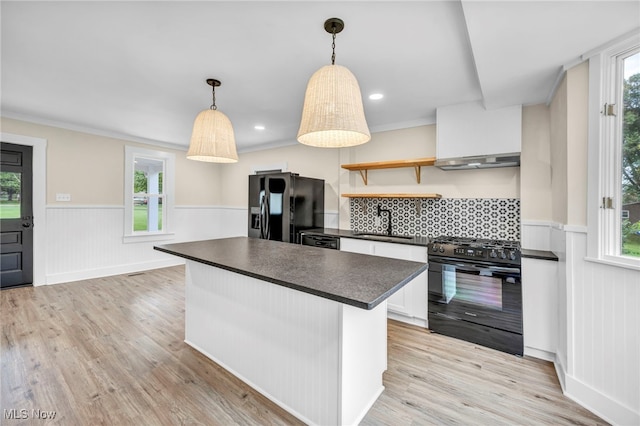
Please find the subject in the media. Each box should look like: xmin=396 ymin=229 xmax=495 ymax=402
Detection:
xmin=300 ymin=233 xmax=340 ymax=250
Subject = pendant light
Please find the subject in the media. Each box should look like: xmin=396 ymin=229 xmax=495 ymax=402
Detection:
xmin=187 ymin=78 xmax=238 ymax=163
xmin=297 ymin=18 xmax=371 ymax=148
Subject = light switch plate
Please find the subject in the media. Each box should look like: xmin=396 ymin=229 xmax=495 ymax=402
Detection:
xmin=56 ymin=193 xmax=71 ymax=202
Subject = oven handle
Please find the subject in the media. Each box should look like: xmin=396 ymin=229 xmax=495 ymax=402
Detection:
xmin=447 ymin=262 xmax=521 ymax=275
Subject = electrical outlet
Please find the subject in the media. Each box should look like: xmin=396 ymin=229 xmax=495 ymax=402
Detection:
xmin=56 ymin=193 xmax=71 ymax=202
xmin=374 ymin=216 xmax=381 ymax=227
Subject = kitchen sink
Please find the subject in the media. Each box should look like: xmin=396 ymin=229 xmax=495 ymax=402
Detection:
xmin=353 ymin=232 xmax=414 ymax=242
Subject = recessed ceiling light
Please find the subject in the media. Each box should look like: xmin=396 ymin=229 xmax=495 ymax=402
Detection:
xmin=369 ymin=93 xmax=384 ymax=100
xmin=254 ymin=125 xmax=265 ymax=130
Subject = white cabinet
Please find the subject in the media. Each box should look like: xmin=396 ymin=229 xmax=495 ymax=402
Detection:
xmin=339 ymin=237 xmax=373 ymax=255
xmin=522 ymin=258 xmax=558 ymax=361
xmin=341 ymin=238 xmax=428 ymax=327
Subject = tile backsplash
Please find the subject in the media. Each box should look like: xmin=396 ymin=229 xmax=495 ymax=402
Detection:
xmin=349 ymin=198 xmax=520 ymax=241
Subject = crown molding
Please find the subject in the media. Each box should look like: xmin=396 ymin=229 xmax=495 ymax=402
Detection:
xmin=1 ymin=110 xmax=188 ymax=152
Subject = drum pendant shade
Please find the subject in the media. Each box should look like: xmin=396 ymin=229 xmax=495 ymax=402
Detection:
xmin=187 ymin=78 xmax=238 ymax=163
xmin=297 ymin=18 xmax=370 ymax=148
xmin=187 ymin=109 xmax=238 ymax=163
xmin=297 ymin=64 xmax=371 ymax=148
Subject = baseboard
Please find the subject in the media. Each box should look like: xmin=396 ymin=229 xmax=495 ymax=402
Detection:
xmin=45 ymin=258 xmax=184 ymax=285
xmin=554 ymin=353 xmax=567 ymax=393
xmin=387 ymin=311 xmax=428 ymax=328
xmin=523 ymin=346 xmax=555 ymax=362
xmin=564 ymin=373 xmax=639 ymax=426
xmin=555 ymin=355 xmax=639 ymax=426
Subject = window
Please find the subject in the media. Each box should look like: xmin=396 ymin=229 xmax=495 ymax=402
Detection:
xmin=588 ymin=33 xmax=640 ymax=268
xmin=124 ymin=146 xmax=175 ymax=243
xmin=620 ymin=51 xmax=640 ymax=258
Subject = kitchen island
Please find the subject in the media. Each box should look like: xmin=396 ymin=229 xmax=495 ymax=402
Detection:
xmin=154 ymin=237 xmax=427 ymax=426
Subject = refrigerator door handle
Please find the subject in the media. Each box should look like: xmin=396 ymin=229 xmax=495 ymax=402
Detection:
xmin=265 ymin=196 xmax=271 ymax=239
xmin=259 ymin=194 xmax=266 ymax=239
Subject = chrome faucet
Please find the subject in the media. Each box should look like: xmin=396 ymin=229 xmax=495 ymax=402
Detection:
xmin=377 ymin=204 xmax=392 ymax=236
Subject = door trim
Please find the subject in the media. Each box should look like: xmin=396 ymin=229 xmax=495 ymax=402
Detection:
xmin=1 ymin=132 xmax=46 ymax=285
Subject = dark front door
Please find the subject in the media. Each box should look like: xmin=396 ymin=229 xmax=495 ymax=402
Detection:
xmin=1 ymin=142 xmax=34 ymax=288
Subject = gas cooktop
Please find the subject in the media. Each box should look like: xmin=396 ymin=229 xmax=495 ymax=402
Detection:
xmin=428 ymin=235 xmax=521 ymax=265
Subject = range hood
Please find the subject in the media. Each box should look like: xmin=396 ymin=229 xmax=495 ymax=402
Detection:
xmin=434 ymin=152 xmax=520 ymax=170
xmin=436 ymin=101 xmax=522 ymax=171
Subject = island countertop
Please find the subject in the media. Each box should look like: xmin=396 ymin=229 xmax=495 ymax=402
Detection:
xmin=154 ymin=237 xmax=427 ymax=310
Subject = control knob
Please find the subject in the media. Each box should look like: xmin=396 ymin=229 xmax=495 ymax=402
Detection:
xmin=432 ymin=245 xmax=438 ymax=252
xmin=509 ymin=251 xmax=517 ymax=261
xmin=499 ymin=251 xmax=507 ymax=259
xmin=489 ymin=250 xmax=497 ymax=258
xmin=439 ymin=246 xmax=445 ymax=253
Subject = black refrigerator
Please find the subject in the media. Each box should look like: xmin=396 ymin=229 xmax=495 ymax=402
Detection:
xmin=248 ymin=172 xmax=324 ymax=244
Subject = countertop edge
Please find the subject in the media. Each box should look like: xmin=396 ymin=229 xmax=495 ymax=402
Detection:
xmin=154 ymin=244 xmax=426 ymax=310
xmin=521 ymin=249 xmax=558 ymax=261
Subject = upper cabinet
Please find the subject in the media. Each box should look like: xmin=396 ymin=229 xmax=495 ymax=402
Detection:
xmin=435 ymin=101 xmax=522 ymax=170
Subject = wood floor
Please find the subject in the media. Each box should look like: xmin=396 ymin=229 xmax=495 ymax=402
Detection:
xmin=1 ymin=266 xmax=606 ymax=425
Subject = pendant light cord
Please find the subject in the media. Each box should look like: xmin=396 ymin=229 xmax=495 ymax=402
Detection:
xmin=331 ymin=28 xmax=336 ymax=65
xmin=210 ymin=85 xmax=217 ymax=110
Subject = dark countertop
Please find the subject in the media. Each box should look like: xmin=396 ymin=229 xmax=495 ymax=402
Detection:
xmin=302 ymin=228 xmax=431 ymax=247
xmin=154 ymin=237 xmax=428 ymax=310
xmin=521 ymin=249 xmax=558 ymax=261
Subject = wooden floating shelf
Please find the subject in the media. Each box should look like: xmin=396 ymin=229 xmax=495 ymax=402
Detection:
xmin=341 ymin=157 xmax=436 ymax=185
xmin=341 ymin=193 xmax=442 ymax=199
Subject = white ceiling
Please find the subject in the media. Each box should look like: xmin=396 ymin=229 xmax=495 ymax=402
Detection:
xmin=2 ymin=1 xmax=638 ymax=152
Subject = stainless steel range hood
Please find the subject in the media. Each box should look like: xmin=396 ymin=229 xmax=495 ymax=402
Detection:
xmin=434 ymin=152 xmax=520 ymax=170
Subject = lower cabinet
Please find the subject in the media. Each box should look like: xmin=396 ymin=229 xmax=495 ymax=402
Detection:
xmin=341 ymin=238 xmax=428 ymax=327
xmin=522 ymin=257 xmax=558 ymax=361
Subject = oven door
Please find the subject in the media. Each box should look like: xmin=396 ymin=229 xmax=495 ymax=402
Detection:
xmin=428 ymin=257 xmax=522 ymax=334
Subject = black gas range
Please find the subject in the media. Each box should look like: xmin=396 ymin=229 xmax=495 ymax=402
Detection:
xmin=428 ymin=236 xmax=521 ymax=266
xmin=427 ymin=235 xmax=523 ymax=356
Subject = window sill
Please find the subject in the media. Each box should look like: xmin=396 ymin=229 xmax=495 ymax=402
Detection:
xmin=123 ymin=232 xmax=175 ymax=244
xmin=584 ymin=256 xmax=640 ymax=272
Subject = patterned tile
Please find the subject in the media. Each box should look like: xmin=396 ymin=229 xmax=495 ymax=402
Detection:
xmin=349 ymin=198 xmax=520 ymax=240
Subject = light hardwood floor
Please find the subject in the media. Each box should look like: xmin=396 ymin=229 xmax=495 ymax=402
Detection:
xmin=1 ymin=266 xmax=606 ymax=425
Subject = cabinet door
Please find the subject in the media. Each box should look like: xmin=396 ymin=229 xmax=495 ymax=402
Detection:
xmin=522 ymin=258 xmax=558 ymax=359
xmin=372 ymin=243 xmax=417 ymax=315
xmin=342 ymin=239 xmax=428 ymax=319
xmin=339 ymin=238 xmax=373 ymax=255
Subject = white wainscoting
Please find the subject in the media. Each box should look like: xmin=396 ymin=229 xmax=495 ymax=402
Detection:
xmin=523 ymin=221 xmax=639 ymax=425
xmin=184 ymin=260 xmax=386 ymax=425
xmin=44 ymin=206 xmax=339 ymax=285
xmin=560 ymin=230 xmax=639 ymax=426
xmin=521 ymin=220 xmax=561 ymax=250
xmin=46 ymin=206 xmax=168 ymax=284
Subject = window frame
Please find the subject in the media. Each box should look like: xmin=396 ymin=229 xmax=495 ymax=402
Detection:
xmin=124 ymin=146 xmax=175 ymax=243
xmin=587 ymin=33 xmax=640 ymax=270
